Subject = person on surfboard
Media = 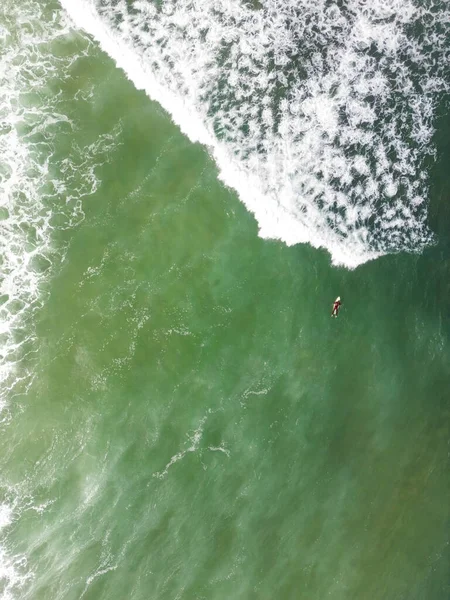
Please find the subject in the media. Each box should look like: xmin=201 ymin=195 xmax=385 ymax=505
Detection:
xmin=331 ymin=297 xmax=341 ymax=317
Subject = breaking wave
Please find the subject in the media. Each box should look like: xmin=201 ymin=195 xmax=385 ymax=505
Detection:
xmin=60 ymin=0 xmax=449 ymax=267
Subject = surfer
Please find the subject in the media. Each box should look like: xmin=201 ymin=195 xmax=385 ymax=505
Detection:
xmin=331 ymin=297 xmax=341 ymax=317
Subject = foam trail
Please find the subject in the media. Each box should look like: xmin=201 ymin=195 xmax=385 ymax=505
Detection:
xmin=59 ymin=0 xmax=449 ymax=268
xmin=154 ymin=417 xmax=207 ymax=479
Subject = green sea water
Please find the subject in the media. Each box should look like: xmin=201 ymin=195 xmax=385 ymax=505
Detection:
xmin=1 ymin=2 xmax=449 ymax=599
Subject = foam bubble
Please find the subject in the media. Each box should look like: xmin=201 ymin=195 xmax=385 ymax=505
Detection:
xmin=60 ymin=0 xmax=449 ymax=268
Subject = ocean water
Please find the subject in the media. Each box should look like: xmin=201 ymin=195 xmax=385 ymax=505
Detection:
xmin=0 ymin=0 xmax=449 ymax=599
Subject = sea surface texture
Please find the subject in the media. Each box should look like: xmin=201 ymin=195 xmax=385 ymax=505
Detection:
xmin=0 ymin=0 xmax=449 ymax=599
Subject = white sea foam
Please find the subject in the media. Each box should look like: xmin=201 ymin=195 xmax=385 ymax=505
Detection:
xmin=0 ymin=0 xmax=119 ymax=409
xmin=0 ymin=504 xmax=12 ymax=530
xmin=0 ymin=546 xmax=32 ymax=600
xmin=154 ymin=416 xmax=207 ymax=479
xmin=0 ymin=1 xmax=70 ymax=407
xmin=0 ymin=490 xmax=34 ymax=600
xmin=0 ymin=1 xmax=119 ymax=595
xmin=59 ymin=0 xmax=449 ymax=268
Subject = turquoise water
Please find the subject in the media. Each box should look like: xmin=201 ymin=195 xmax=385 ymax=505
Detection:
xmin=0 ymin=1 xmax=449 ymax=599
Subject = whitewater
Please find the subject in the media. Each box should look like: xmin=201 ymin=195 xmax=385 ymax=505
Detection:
xmin=59 ymin=0 xmax=449 ymax=268
xmin=0 ymin=2 xmax=448 ymax=599
xmin=0 ymin=0 xmax=123 ymax=406
xmin=0 ymin=1 xmax=122 ymax=595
